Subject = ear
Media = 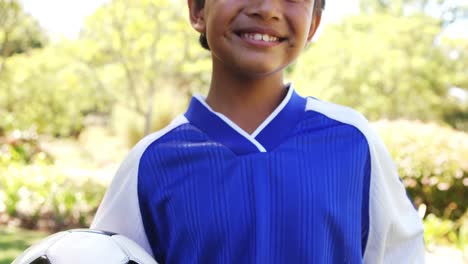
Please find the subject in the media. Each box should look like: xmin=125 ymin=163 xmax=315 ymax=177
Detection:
xmin=306 ymin=13 xmax=322 ymax=43
xmin=188 ymin=0 xmax=206 ymax=34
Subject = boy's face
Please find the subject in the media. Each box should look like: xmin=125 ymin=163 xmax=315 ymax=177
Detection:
xmin=189 ymin=0 xmax=321 ymax=78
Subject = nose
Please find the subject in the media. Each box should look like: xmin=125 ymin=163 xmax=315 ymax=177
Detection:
xmin=245 ymin=0 xmax=282 ymax=21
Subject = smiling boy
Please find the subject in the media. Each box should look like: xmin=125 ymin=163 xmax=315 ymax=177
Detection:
xmin=91 ymin=0 xmax=425 ymax=263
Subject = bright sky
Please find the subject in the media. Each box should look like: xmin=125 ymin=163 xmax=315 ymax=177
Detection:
xmin=19 ymin=0 xmax=359 ymax=40
xmin=20 ymin=0 xmax=111 ymax=39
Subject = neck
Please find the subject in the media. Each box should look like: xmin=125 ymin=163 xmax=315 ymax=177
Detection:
xmin=206 ymin=63 xmax=287 ymax=134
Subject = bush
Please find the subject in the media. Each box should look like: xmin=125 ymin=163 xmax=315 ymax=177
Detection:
xmin=374 ymin=120 xmax=467 ymax=221
xmin=424 ymin=213 xmax=468 ymax=250
xmin=0 ymin=129 xmax=53 ymax=165
xmin=0 ymin=163 xmax=106 ymax=231
xmin=0 ymin=46 xmax=110 ymax=137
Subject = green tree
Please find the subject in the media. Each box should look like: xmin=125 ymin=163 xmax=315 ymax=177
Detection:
xmin=440 ymin=37 xmax=468 ymax=131
xmin=82 ymin=0 xmax=210 ymax=136
xmin=0 ymin=42 xmax=107 ymax=136
xmin=0 ymin=0 xmax=47 ymax=72
xmin=359 ymin=0 xmax=468 ymax=27
xmin=322 ymin=0 xmax=468 ymax=129
xmin=0 ymin=0 xmax=49 ymax=135
xmin=291 ymin=14 xmax=453 ymax=122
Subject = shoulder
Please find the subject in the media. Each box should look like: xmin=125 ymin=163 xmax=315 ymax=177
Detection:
xmin=118 ymin=115 xmax=189 ymax=175
xmin=129 ymin=116 xmax=189 ymax=158
xmin=305 ymin=97 xmax=369 ymax=130
xmin=303 ymin=99 xmax=425 ymax=262
xmin=90 ymin=114 xmax=189 ymax=253
xmin=304 ymin=97 xmax=380 ymax=146
xmin=136 ymin=115 xmax=189 ymax=149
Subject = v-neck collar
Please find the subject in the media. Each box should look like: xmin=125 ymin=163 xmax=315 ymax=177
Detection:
xmin=184 ymin=84 xmax=307 ymax=155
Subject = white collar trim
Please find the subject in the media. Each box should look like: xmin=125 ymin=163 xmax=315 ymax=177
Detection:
xmin=193 ymin=83 xmax=294 ymax=153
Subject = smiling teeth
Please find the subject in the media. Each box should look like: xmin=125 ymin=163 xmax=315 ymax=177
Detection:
xmin=242 ymin=33 xmax=279 ymax=42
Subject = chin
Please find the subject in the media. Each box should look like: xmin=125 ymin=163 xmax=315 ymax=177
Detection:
xmin=234 ymin=62 xmax=285 ymax=78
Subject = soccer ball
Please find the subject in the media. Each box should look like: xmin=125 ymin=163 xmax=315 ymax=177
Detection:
xmin=13 ymin=229 xmax=158 ymax=264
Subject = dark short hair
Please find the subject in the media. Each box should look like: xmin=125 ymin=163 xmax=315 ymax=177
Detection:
xmin=195 ymin=0 xmax=326 ymax=50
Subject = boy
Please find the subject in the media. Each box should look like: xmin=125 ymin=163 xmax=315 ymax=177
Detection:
xmin=92 ymin=0 xmax=425 ymax=263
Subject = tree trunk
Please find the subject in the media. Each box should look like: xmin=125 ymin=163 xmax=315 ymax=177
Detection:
xmin=143 ymin=85 xmax=156 ymax=136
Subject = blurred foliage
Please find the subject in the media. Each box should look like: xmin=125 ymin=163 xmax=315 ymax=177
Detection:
xmin=109 ymin=86 xmax=189 ymax=147
xmin=440 ymin=38 xmax=468 ymax=131
xmin=443 ymin=97 xmax=468 ymax=131
xmin=442 ymin=38 xmax=468 ymax=89
xmin=0 ymin=42 xmax=110 ymax=137
xmin=0 ymin=0 xmax=210 ymax=137
xmin=377 ymin=120 xmax=468 ymax=249
xmin=0 ymin=129 xmax=53 ymax=165
xmin=424 ymin=213 xmax=468 ymax=250
xmin=359 ymin=0 xmax=468 ymax=28
xmin=0 ymin=0 xmax=47 ymax=58
xmin=374 ymin=120 xmax=467 ymax=221
xmin=0 ymin=163 xmax=106 ymax=232
xmin=293 ymin=13 xmax=468 ymax=128
xmin=0 ymin=0 xmax=466 ymax=136
xmin=81 ymin=0 xmax=210 ymax=136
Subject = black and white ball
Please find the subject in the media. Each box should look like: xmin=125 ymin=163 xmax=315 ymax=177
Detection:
xmin=13 ymin=229 xmax=157 ymax=264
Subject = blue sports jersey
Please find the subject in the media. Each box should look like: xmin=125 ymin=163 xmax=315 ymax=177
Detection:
xmin=92 ymin=85 xmax=425 ymax=263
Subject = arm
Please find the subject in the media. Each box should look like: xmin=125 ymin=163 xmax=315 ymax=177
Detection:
xmin=90 ymin=143 xmax=154 ymax=256
xmin=363 ymin=129 xmax=425 ymax=264
xmin=277 ymin=97 xmax=424 ymax=263
xmin=91 ymin=115 xmax=187 ymax=257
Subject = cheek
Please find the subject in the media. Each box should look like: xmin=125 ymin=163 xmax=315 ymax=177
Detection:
xmin=297 ymin=22 xmax=314 ymax=46
xmin=288 ymin=7 xmax=314 ymax=38
xmin=205 ymin=11 xmax=229 ymax=38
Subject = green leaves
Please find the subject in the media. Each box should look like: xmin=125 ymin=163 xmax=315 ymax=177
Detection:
xmin=0 ymin=43 xmax=106 ymax=136
xmin=1 ymin=0 xmax=466 ymax=136
xmin=81 ymin=0 xmax=210 ymax=135
xmin=375 ymin=120 xmax=468 ymax=220
xmin=0 ymin=0 xmax=47 ymax=58
xmin=292 ymin=13 xmax=466 ymax=126
xmin=0 ymin=163 xmax=106 ymax=230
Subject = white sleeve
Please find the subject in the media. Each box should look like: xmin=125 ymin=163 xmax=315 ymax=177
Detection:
xmin=306 ymin=98 xmax=425 ymax=264
xmin=90 ymin=115 xmax=188 ymax=257
xmin=90 ymin=140 xmax=153 ymax=256
xmin=363 ymin=127 xmax=425 ymax=264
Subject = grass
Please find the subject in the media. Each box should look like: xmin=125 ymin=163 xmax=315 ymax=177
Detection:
xmin=0 ymin=226 xmax=49 ymax=264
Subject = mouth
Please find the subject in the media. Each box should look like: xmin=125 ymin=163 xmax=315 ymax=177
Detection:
xmin=239 ymin=33 xmax=281 ymax=43
xmin=234 ymin=28 xmax=287 ymax=45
